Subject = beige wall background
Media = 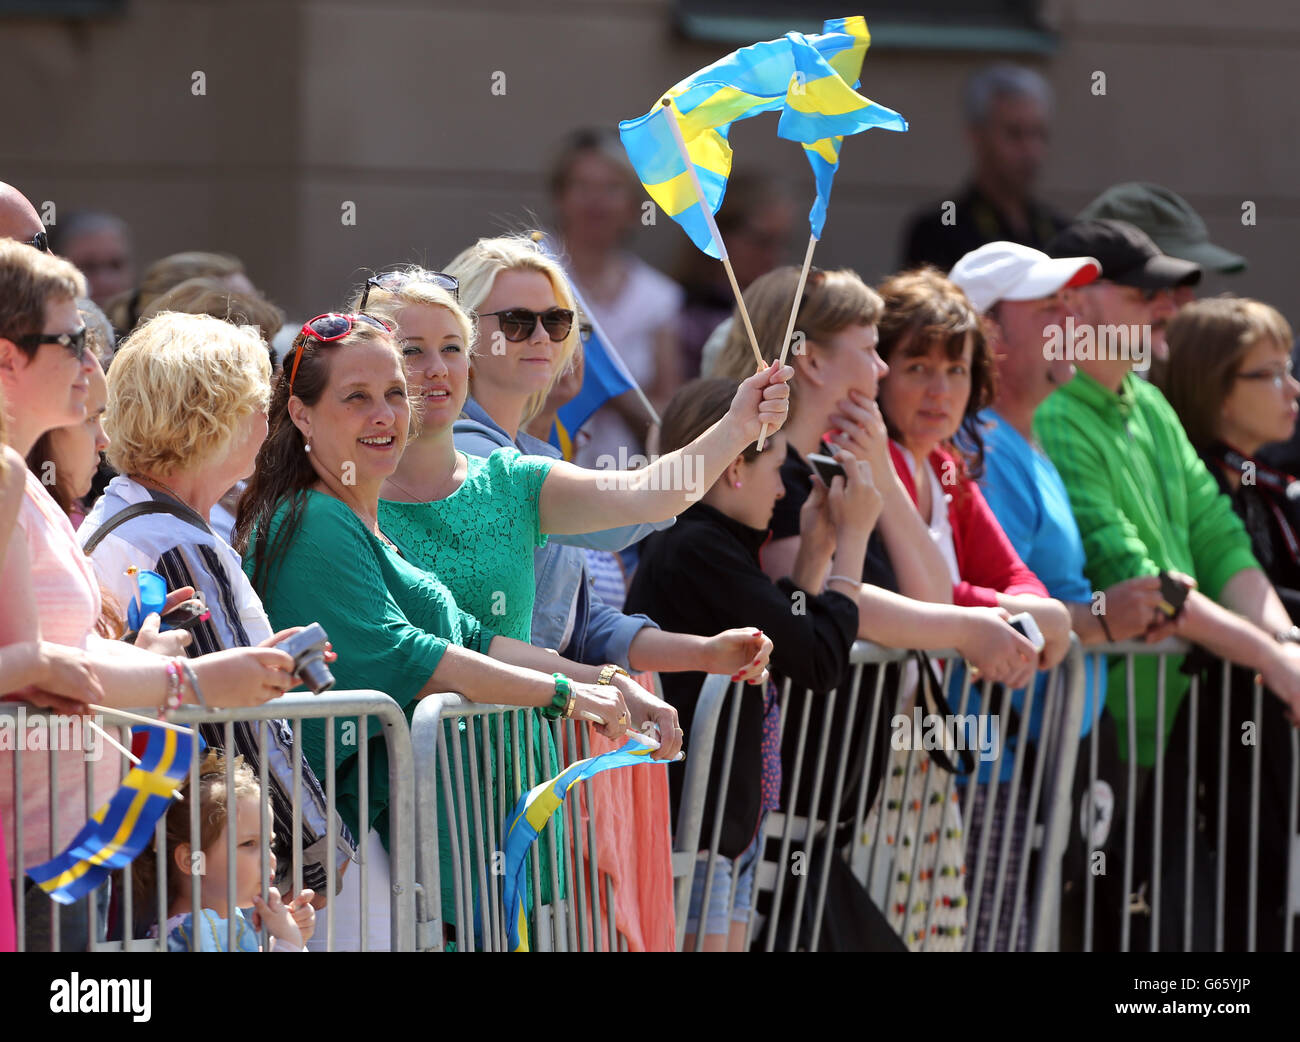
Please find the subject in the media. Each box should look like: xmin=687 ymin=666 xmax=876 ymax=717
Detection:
xmin=1 ymin=0 xmax=1293 ymax=324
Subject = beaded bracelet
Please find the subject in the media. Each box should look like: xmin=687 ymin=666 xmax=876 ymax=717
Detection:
xmin=162 ymin=660 xmax=184 ymax=712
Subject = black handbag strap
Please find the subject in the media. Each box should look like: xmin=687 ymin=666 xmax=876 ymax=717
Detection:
xmin=82 ymin=499 xmax=212 ymax=553
xmin=911 ymin=649 xmax=977 ymax=776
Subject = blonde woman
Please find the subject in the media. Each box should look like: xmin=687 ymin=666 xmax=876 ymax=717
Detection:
xmin=79 ymin=311 xmax=353 ymax=906
xmin=360 ymin=264 xmax=781 ymax=695
xmin=443 ymin=235 xmax=791 ymax=676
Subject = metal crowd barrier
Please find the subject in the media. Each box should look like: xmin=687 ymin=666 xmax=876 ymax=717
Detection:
xmin=673 ymin=636 xmax=1086 ymax=951
xmin=3 ymin=691 xmax=415 ymax=952
xmin=1077 ymin=639 xmax=1300 ymax=953
xmin=412 ymin=693 xmax=670 ymax=952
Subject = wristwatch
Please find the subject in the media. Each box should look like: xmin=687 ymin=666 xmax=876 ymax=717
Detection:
xmin=597 ymin=663 xmax=630 ymax=687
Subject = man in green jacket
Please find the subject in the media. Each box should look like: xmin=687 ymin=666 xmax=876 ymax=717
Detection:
xmin=1037 ymin=219 xmax=1300 ymax=767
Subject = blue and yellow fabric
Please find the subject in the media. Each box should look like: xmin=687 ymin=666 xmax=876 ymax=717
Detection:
xmin=27 ymin=724 xmax=198 ymax=904
xmin=502 ymin=734 xmax=667 ymax=951
xmin=618 ymin=15 xmax=907 ymax=254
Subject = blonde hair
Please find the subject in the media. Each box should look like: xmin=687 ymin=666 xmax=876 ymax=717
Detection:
xmin=134 ymin=752 xmax=262 ymax=911
xmin=105 ymin=311 xmax=271 ymax=476
xmin=706 ymin=266 xmax=883 ymax=418
xmin=141 ymin=277 xmax=285 ymax=345
xmin=1161 ymin=296 xmax=1295 ymax=451
xmin=444 ymin=235 xmax=580 ymax=425
xmin=347 ymin=269 xmax=476 ymax=357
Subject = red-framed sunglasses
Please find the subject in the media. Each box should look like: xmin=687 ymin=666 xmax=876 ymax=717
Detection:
xmin=289 ymin=312 xmax=394 ymax=392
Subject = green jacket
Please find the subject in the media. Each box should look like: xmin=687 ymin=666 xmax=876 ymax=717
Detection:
xmin=1035 ymin=370 xmax=1259 ymax=763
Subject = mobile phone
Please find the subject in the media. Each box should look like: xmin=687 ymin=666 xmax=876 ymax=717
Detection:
xmin=121 ymin=595 xmax=209 ymax=644
xmin=808 ymin=453 xmax=846 ymax=486
xmin=1007 ymin=611 xmax=1046 ymax=654
xmin=1157 ymin=571 xmax=1191 ymax=619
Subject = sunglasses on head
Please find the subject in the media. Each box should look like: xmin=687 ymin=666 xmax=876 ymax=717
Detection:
xmin=359 ymin=269 xmax=460 ymax=312
xmin=289 ymin=312 xmax=395 ymax=392
xmin=22 ymin=230 xmax=50 ymax=253
xmin=483 ymin=307 xmax=575 ymax=343
xmin=8 ymin=325 xmax=88 ymax=363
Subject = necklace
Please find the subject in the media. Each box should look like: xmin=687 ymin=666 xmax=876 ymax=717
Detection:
xmin=386 ymin=456 xmax=462 ymax=503
xmin=134 ymin=474 xmax=194 ymax=511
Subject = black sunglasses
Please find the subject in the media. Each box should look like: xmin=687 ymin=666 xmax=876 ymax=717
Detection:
xmin=483 ymin=307 xmax=575 ymax=343
xmin=22 ymin=230 xmax=50 ymax=253
xmin=9 ymin=325 xmax=87 ymax=362
xmin=360 ymin=270 xmax=459 ymax=312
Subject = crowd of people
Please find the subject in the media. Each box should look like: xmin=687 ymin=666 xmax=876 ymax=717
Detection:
xmin=2 ymin=60 xmax=1296 ymax=953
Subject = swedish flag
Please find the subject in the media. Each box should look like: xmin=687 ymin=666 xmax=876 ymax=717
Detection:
xmin=618 ymin=16 xmax=907 ymax=256
xmin=27 ymin=723 xmax=197 ymax=904
xmin=502 ymin=734 xmax=667 ymax=951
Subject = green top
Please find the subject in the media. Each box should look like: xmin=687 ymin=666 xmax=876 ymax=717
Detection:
xmin=379 ymin=448 xmax=553 ymax=643
xmin=1035 ymin=369 xmax=1260 ymax=764
xmin=245 ymin=488 xmax=565 ymax=933
xmin=246 ymin=489 xmax=494 ymax=843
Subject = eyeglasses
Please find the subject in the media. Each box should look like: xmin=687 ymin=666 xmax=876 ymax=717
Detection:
xmin=482 ymin=307 xmax=575 ymax=343
xmin=289 ymin=312 xmax=395 ymax=392
xmin=21 ymin=230 xmax=50 ymax=253
xmin=1235 ymin=362 xmax=1295 ymax=390
xmin=359 ymin=270 xmax=460 ymax=312
xmin=8 ymin=325 xmax=88 ymax=362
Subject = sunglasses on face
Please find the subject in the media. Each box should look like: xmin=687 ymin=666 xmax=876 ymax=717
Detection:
xmin=289 ymin=312 xmax=395 ymax=392
xmin=359 ymin=270 xmax=460 ymax=311
xmin=21 ymin=230 xmax=50 ymax=253
xmin=9 ymin=325 xmax=88 ymax=363
xmin=482 ymin=307 xmax=575 ymax=343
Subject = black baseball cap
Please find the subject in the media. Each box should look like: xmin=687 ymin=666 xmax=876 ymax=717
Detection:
xmin=1046 ymin=218 xmax=1201 ymax=291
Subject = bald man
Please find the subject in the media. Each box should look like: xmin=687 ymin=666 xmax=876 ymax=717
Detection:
xmin=0 ymin=181 xmax=49 ymax=250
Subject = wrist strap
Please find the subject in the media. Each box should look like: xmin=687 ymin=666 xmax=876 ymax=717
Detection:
xmin=1097 ymin=612 xmax=1115 ymax=644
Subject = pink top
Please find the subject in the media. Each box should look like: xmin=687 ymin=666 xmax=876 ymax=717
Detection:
xmin=1 ymin=471 xmax=122 ymax=874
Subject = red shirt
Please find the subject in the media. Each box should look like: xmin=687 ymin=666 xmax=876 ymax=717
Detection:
xmin=889 ymin=442 xmax=1047 ymax=608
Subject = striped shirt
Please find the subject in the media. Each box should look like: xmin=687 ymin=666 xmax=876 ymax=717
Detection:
xmin=79 ymin=476 xmax=355 ymax=893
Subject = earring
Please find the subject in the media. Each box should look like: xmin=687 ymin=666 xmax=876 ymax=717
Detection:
xmin=305 ymin=441 xmax=312 ymax=454
xmin=733 ymin=481 xmax=742 ymax=489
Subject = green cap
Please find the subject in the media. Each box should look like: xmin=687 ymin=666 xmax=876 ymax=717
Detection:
xmin=1077 ymin=182 xmax=1246 ymax=274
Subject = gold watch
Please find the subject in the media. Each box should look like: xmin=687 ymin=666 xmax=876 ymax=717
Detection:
xmin=597 ymin=663 xmax=630 ymax=687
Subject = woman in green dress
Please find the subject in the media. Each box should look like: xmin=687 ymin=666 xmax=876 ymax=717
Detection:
xmin=234 ymin=313 xmax=788 ymax=947
xmin=355 ymin=268 xmax=781 ymax=691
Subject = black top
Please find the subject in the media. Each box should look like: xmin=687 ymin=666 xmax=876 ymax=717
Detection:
xmin=1202 ymin=443 xmax=1300 ymax=621
xmin=625 ymin=501 xmax=858 ymax=858
xmin=770 ymin=444 xmax=900 ymax=592
xmin=900 ymin=182 xmax=1069 ymax=274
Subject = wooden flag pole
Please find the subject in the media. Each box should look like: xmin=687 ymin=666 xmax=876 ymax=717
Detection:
xmin=758 ymin=232 xmax=818 ymax=451
xmin=658 ymin=99 xmax=765 ymax=371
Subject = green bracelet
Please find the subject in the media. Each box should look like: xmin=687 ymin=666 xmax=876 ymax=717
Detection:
xmin=543 ymin=673 xmax=574 ymax=720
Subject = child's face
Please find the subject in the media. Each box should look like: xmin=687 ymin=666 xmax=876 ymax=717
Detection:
xmin=202 ymin=795 xmax=275 ymax=912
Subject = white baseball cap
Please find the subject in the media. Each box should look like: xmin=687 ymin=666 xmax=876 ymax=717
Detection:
xmin=949 ymin=241 xmax=1100 ymax=314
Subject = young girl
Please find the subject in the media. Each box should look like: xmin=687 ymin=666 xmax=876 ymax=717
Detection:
xmin=626 ymin=378 xmax=876 ymax=950
xmin=139 ymin=752 xmax=315 ymax=952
